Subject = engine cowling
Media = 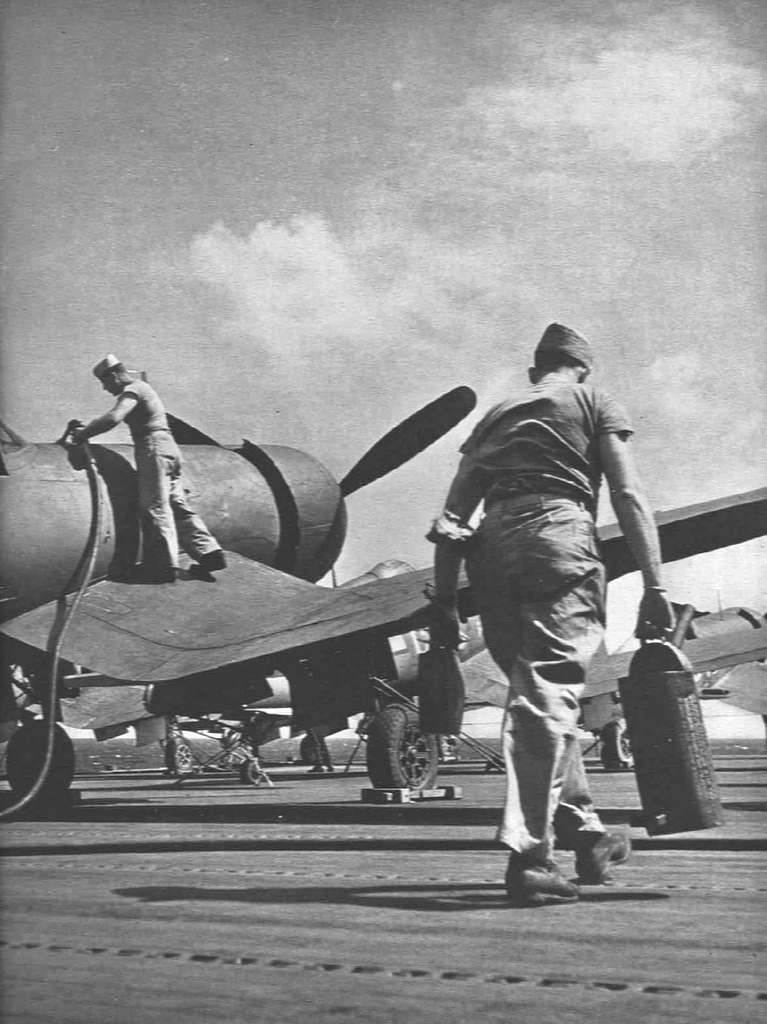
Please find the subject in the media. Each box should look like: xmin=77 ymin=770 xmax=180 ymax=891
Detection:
xmin=0 ymin=437 xmax=347 ymax=623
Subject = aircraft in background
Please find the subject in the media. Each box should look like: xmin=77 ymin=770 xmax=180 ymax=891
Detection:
xmin=1 ymin=394 xmax=766 ymax=802
xmin=466 ymin=601 xmax=767 ymax=769
xmin=37 ymin=590 xmax=767 ymax=784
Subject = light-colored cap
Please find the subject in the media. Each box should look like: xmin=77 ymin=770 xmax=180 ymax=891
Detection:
xmin=92 ymin=354 xmax=121 ymax=379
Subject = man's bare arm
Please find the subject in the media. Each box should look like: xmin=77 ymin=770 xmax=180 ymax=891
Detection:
xmin=77 ymin=393 xmax=138 ymax=440
xmin=442 ymin=454 xmax=490 ymax=525
xmin=600 ymin=433 xmax=662 ymax=585
xmin=427 ymin=456 xmax=489 ymax=647
xmin=599 ymin=432 xmax=674 ymax=636
xmin=432 ymin=455 xmax=488 ymax=605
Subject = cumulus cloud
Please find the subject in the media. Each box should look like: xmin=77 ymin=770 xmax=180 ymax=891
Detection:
xmin=189 ymin=216 xmax=377 ymax=356
xmin=463 ymin=45 xmax=762 ymax=166
xmin=453 ymin=3 xmax=765 ymax=172
xmin=188 ymin=211 xmax=539 ymax=389
xmin=184 ymin=6 xmax=766 ymax=390
xmin=185 ymin=213 xmax=488 ymax=457
xmin=179 ymin=3 xmax=764 ymax=513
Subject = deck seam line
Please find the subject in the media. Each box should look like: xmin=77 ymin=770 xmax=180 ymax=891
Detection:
xmin=1 ymin=938 xmax=764 ymax=1000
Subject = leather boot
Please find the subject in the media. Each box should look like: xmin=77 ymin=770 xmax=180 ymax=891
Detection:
xmin=575 ymin=831 xmax=632 ymax=884
xmin=505 ymin=851 xmax=579 ymax=907
xmin=198 ymin=549 xmax=227 ymax=572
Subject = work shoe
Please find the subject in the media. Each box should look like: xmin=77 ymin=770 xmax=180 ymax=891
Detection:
xmin=188 ymin=563 xmax=215 ymax=581
xmin=107 ymin=568 xmax=136 ymax=583
xmin=505 ymin=853 xmax=579 ymax=908
xmin=198 ymin=549 xmax=227 ymax=572
xmin=575 ymin=831 xmax=632 ymax=885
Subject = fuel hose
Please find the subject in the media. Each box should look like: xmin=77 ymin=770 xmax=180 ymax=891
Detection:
xmin=0 ymin=429 xmax=103 ymax=819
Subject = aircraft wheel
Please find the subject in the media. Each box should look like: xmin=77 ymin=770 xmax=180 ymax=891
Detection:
xmin=164 ymin=736 xmax=194 ymax=776
xmin=600 ymin=720 xmax=633 ymax=771
xmin=366 ymin=704 xmax=439 ymax=791
xmin=5 ymin=720 xmax=75 ymax=801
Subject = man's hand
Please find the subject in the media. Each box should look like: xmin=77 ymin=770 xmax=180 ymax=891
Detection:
xmin=61 ymin=420 xmax=86 ymax=446
xmin=427 ymin=600 xmax=464 ymax=651
xmin=635 ymin=587 xmax=675 ymax=640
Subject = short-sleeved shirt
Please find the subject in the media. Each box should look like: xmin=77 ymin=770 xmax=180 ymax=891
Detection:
xmin=122 ymin=381 xmax=172 ymax=446
xmin=460 ymin=381 xmax=632 ymax=514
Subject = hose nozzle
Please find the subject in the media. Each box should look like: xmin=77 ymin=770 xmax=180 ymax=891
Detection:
xmin=59 ymin=419 xmax=85 ymax=447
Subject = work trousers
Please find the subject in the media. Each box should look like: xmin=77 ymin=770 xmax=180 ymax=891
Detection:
xmin=135 ymin=433 xmax=219 ymax=571
xmin=466 ymin=496 xmax=607 ymax=857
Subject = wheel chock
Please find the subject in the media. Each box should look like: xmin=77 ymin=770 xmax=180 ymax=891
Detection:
xmin=414 ymin=786 xmax=462 ymax=801
xmin=361 ymin=788 xmax=411 ymax=803
xmin=360 ymin=786 xmax=462 ymax=803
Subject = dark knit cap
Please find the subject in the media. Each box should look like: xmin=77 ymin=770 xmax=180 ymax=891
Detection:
xmin=534 ymin=323 xmax=594 ymax=370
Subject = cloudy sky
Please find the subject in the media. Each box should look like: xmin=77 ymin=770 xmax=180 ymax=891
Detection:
xmin=2 ymin=0 xmax=765 ymax=639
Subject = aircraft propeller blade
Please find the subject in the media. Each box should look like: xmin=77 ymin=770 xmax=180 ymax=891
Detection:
xmin=339 ymin=386 xmax=476 ymax=498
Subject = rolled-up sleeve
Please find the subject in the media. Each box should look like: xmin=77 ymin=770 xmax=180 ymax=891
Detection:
xmin=596 ymin=391 xmax=633 ymax=437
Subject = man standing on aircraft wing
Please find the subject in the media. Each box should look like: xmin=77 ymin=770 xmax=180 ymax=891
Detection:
xmin=70 ymin=354 xmax=226 ymax=583
xmin=427 ymin=323 xmax=675 ymax=907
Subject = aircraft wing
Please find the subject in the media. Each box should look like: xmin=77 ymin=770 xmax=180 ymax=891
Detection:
xmin=2 ymin=486 xmax=764 ymax=689
xmin=600 ymin=486 xmax=767 ymax=579
xmin=462 ymin=629 xmax=767 ymax=708
xmin=713 ymin=662 xmax=767 ymax=716
xmin=585 ymin=629 xmax=767 ymax=696
xmin=0 ymin=553 xmax=437 ymax=683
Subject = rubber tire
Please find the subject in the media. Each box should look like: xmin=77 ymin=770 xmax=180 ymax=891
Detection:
xmin=6 ymin=720 xmax=76 ymax=801
xmin=239 ymin=760 xmax=265 ymax=786
xmin=366 ymin=705 xmax=439 ymax=791
xmin=164 ymin=736 xmax=194 ymax=775
xmin=600 ymin=720 xmax=633 ymax=771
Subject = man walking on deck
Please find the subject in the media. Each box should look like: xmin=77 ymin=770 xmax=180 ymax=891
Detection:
xmin=427 ymin=323 xmax=674 ymax=906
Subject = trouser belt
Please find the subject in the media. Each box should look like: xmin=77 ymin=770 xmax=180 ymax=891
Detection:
xmin=486 ymin=493 xmax=589 ymax=513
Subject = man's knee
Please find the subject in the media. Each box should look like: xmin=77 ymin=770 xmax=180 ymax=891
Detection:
xmin=535 ymin=659 xmax=587 ymax=687
xmin=143 ymin=502 xmax=172 ymax=519
xmin=505 ymin=692 xmax=576 ymax=745
xmin=514 ymin=699 xmax=579 ymax=746
xmin=512 ymin=660 xmax=583 ymax=717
